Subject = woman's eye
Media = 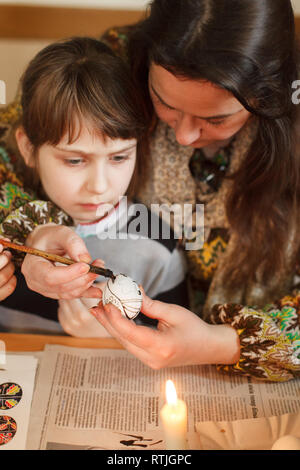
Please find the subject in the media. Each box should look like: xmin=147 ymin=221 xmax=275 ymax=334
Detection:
xmin=160 ymin=101 xmax=174 ymax=111
xmin=207 ymin=119 xmax=226 ymax=127
xmin=153 ymin=95 xmax=174 ymax=111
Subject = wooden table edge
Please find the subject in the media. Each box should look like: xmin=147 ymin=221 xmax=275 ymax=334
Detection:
xmin=0 ymin=332 xmax=123 ymax=351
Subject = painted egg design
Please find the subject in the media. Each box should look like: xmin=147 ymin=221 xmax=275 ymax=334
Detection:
xmin=0 ymin=415 xmax=17 ymax=446
xmin=0 ymin=382 xmax=22 ymax=410
xmin=102 ymin=274 xmax=142 ymax=320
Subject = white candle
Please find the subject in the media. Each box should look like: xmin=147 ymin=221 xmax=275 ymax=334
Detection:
xmin=160 ymin=380 xmax=188 ymax=450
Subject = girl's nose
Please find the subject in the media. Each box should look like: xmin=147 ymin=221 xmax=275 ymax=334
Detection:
xmin=174 ymin=114 xmax=202 ymax=146
xmin=87 ymin=164 xmax=108 ymax=194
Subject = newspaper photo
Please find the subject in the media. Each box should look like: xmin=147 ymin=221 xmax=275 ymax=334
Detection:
xmin=26 ymin=344 xmax=300 ymax=450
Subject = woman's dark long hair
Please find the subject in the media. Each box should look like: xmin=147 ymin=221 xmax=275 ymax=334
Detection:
xmin=128 ymin=0 xmax=300 ymax=287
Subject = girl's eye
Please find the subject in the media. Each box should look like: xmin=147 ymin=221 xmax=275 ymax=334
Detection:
xmin=64 ymin=158 xmax=84 ymax=166
xmin=111 ymin=155 xmax=129 ymax=163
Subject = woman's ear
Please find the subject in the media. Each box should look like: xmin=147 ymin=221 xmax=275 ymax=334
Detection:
xmin=15 ymin=127 xmax=35 ymax=168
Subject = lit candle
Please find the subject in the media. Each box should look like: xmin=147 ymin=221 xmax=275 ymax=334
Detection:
xmin=160 ymin=380 xmax=188 ymax=450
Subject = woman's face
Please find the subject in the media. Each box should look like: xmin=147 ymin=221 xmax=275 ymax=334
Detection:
xmin=148 ymin=63 xmax=251 ymax=148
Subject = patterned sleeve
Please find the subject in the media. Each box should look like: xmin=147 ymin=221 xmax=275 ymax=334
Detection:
xmin=210 ymin=292 xmax=300 ymax=382
xmin=0 ymin=143 xmax=72 ymax=265
xmin=0 ymin=201 xmax=72 ymax=260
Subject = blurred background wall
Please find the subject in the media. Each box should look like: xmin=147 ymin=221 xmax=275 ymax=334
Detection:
xmin=0 ymin=1 xmax=148 ymax=104
xmin=0 ymin=0 xmax=299 ymax=105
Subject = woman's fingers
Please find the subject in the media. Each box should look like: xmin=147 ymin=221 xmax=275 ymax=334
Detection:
xmin=90 ymin=303 xmax=170 ymax=368
xmin=138 ymin=288 xmax=186 ymax=325
xmin=92 ymin=302 xmax=161 ymax=350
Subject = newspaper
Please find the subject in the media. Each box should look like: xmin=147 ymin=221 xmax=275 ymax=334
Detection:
xmin=26 ymin=344 xmax=300 ymax=450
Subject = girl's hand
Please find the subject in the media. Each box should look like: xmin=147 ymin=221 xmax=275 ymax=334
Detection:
xmin=90 ymin=290 xmax=240 ymax=369
xmin=0 ymin=242 xmax=17 ymax=301
xmin=58 ymin=294 xmax=111 ymax=338
xmin=21 ymin=224 xmax=103 ymax=300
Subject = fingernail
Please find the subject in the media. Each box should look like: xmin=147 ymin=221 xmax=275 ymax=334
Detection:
xmin=90 ymin=307 xmax=103 ymax=319
xmin=79 ymin=263 xmax=90 ymax=274
xmin=92 ymin=259 xmax=105 ymax=267
xmin=79 ymin=254 xmax=92 ymax=263
xmin=88 ymin=272 xmax=98 ymax=281
xmin=103 ymin=304 xmax=111 ymax=314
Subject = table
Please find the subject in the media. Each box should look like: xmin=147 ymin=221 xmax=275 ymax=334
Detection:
xmin=0 ymin=333 xmax=126 ymax=451
xmin=1 ymin=332 xmax=123 ymax=351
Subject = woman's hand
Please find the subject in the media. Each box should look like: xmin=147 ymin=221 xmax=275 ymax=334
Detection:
xmin=90 ymin=290 xmax=240 ymax=369
xmin=21 ymin=224 xmax=103 ymax=300
xmin=0 ymin=242 xmax=17 ymax=300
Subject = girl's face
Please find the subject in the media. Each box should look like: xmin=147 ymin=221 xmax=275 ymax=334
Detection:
xmin=148 ymin=63 xmax=251 ymax=148
xmin=36 ymin=124 xmax=137 ymax=224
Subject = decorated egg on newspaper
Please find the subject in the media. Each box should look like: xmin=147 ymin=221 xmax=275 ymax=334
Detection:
xmin=102 ymin=274 xmax=142 ymax=320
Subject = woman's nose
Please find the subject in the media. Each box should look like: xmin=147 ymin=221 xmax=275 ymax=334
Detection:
xmin=174 ymin=114 xmax=202 ymax=146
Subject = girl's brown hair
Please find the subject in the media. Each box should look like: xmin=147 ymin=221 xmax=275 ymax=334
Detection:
xmin=128 ymin=0 xmax=300 ymax=288
xmin=19 ymin=36 xmax=150 ymax=198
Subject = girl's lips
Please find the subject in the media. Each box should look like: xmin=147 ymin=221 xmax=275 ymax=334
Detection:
xmin=79 ymin=203 xmax=104 ymax=210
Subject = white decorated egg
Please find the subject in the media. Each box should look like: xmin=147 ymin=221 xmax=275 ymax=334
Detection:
xmin=102 ymin=274 xmax=142 ymax=320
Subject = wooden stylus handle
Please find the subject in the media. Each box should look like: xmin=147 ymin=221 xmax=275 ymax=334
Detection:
xmin=0 ymin=238 xmax=115 ymax=279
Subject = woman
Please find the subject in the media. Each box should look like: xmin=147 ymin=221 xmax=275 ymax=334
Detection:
xmin=0 ymin=0 xmax=299 ymax=380
xmin=93 ymin=0 xmax=300 ymax=381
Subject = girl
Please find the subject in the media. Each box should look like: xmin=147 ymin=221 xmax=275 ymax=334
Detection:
xmin=0 ymin=37 xmax=188 ymax=335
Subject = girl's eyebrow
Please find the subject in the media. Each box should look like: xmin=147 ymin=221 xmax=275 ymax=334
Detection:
xmin=150 ymin=84 xmax=242 ymax=120
xmin=55 ymin=143 xmax=137 ymax=156
xmin=108 ymin=143 xmax=137 ymax=156
xmin=55 ymin=146 xmax=91 ymax=155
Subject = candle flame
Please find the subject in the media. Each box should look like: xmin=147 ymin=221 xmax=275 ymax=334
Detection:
xmin=166 ymin=380 xmax=177 ymax=405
